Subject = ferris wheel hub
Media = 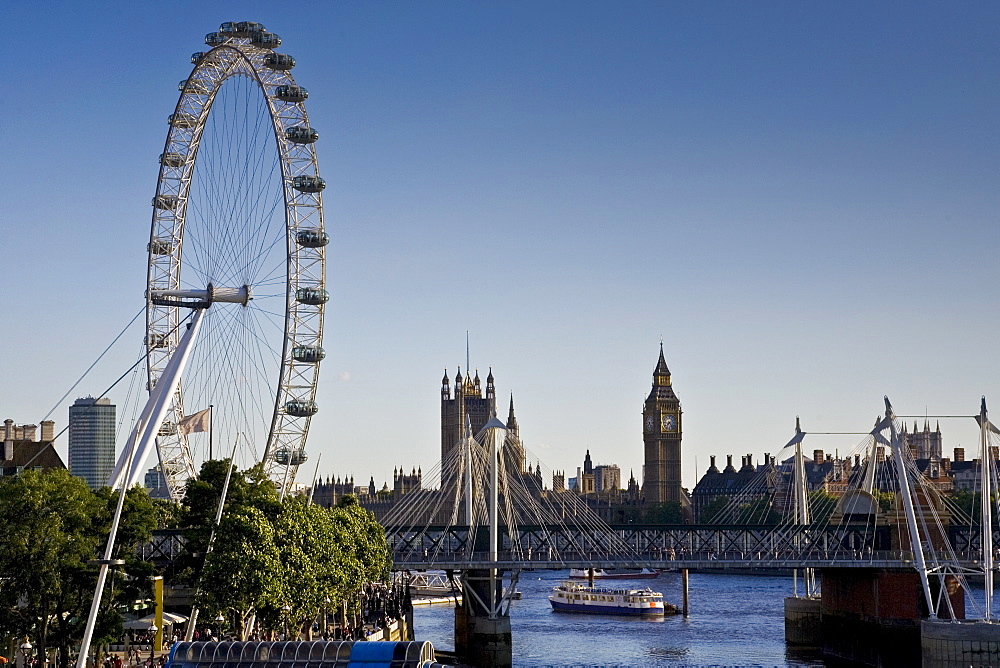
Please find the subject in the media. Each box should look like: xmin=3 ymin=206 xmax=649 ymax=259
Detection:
xmin=149 ymin=284 xmax=251 ymax=308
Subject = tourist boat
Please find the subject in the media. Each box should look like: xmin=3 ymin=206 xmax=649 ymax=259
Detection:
xmin=568 ymin=567 xmax=658 ymax=580
xmin=549 ymin=581 xmax=676 ymax=616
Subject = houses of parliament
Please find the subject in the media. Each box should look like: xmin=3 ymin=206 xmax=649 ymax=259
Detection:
xmin=312 ymin=345 xmax=689 ymax=519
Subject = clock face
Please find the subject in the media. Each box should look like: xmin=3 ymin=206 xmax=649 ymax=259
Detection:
xmin=645 ymin=415 xmax=655 ymax=432
xmin=661 ymin=414 xmax=677 ymax=432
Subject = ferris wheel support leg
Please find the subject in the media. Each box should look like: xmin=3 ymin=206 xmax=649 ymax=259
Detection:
xmin=111 ymin=309 xmax=206 ymax=491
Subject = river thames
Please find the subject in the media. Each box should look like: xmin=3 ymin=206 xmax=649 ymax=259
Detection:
xmin=412 ymin=570 xmax=828 ymax=666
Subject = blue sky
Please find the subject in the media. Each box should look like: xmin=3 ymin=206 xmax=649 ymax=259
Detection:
xmin=1 ymin=1 xmax=998 ymax=491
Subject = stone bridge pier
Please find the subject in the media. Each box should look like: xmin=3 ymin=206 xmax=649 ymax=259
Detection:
xmin=452 ymin=568 xmax=514 ymax=668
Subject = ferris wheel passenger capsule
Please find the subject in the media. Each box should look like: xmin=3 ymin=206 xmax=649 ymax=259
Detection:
xmin=168 ymin=113 xmax=198 ymax=128
xmin=178 ymin=79 xmax=212 ymax=95
xmin=285 ymin=401 xmax=319 ymax=418
xmin=285 ymin=126 xmax=319 ymax=144
xmin=292 ymin=175 xmax=325 ymax=193
xmin=274 ymin=85 xmax=308 ymax=103
xmin=264 ymin=53 xmax=296 ymax=71
xmin=146 ymin=333 xmax=169 ymax=349
xmin=159 ymin=153 xmax=187 ymax=167
xmin=148 ymin=239 xmax=176 ymax=255
xmin=153 ymin=194 xmax=180 ymax=210
xmin=296 ymin=230 xmax=329 ymax=248
xmin=292 ymin=346 xmax=326 ymax=363
xmin=274 ymin=447 xmax=308 ymax=465
xmin=295 ymin=288 xmax=329 ymax=305
xmin=221 ymin=21 xmax=266 ymax=37
xmin=204 ymin=32 xmax=228 ymax=46
xmin=250 ymin=31 xmax=281 ymax=49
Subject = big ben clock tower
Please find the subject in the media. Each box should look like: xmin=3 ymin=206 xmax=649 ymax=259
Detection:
xmin=642 ymin=343 xmax=682 ymax=504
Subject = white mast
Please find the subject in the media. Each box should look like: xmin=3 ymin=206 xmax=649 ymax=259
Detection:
xmin=464 ymin=414 xmax=474 ymax=527
xmin=787 ymin=417 xmax=815 ymax=597
xmin=185 ymin=437 xmax=240 ymax=641
xmin=883 ymin=397 xmax=936 ymax=619
xmin=482 ymin=415 xmax=507 ymax=618
xmin=76 ymin=419 xmax=143 ymax=668
xmin=979 ymin=398 xmax=993 ymax=620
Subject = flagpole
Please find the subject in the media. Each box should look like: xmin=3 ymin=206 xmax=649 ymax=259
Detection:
xmin=209 ymin=404 xmax=214 ymax=460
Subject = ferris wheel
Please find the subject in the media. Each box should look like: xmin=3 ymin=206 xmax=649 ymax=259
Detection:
xmin=145 ymin=21 xmax=327 ymax=500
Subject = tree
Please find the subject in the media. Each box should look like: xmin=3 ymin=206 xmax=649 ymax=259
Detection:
xmin=173 ymin=460 xmax=280 ymax=586
xmin=807 ymin=490 xmax=838 ymax=524
xmin=735 ymin=497 xmax=781 ymax=525
xmin=642 ymin=501 xmax=686 ymax=525
xmin=0 ymin=470 xmax=160 ymax=668
xmin=197 ymin=507 xmax=285 ymax=640
xmin=333 ymin=495 xmax=392 ymax=585
xmin=188 ymin=469 xmax=392 ymax=640
xmin=875 ymin=490 xmax=895 ymax=514
xmin=698 ymin=496 xmax=731 ymax=523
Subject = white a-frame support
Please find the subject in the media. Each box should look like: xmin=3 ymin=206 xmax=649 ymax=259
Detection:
xmin=108 ymin=308 xmax=205 ymax=491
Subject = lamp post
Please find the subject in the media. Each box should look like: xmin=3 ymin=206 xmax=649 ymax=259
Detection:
xmin=148 ymin=625 xmax=157 ymax=664
xmin=19 ymin=641 xmax=33 ymax=668
xmin=281 ymin=605 xmax=291 ymax=640
xmin=215 ymin=613 xmax=225 ymax=640
xmin=323 ymin=597 xmax=331 ymax=638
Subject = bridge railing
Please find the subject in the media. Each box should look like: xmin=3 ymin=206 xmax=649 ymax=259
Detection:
xmin=391 ymin=547 xmax=993 ymax=570
xmin=387 ymin=524 xmax=995 ymax=571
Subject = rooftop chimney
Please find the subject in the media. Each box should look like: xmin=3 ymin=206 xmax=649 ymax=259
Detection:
xmin=813 ymin=449 xmax=824 ymax=464
xmin=40 ymin=420 xmax=54 ymax=442
xmin=954 ymin=447 xmax=965 ymax=462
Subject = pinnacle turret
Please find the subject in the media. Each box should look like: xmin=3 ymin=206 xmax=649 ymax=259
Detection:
xmin=654 ymin=341 xmax=671 ymax=379
xmin=507 ymin=394 xmax=519 ymax=434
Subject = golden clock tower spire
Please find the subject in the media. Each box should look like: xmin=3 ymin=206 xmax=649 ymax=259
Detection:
xmin=642 ymin=343 xmax=682 ymax=505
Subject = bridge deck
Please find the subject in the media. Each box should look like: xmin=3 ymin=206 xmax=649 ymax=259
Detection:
xmin=393 ymin=552 xmax=988 ymax=571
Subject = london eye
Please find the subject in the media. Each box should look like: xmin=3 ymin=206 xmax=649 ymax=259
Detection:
xmin=145 ymin=21 xmax=327 ymax=499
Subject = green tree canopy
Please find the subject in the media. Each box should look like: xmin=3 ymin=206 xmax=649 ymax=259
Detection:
xmin=0 ymin=470 xmax=160 ymax=668
xmin=190 ymin=473 xmax=392 ymax=640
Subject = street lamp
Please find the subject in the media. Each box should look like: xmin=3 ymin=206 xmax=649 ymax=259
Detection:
xmin=148 ymin=625 xmax=157 ymax=663
xmin=281 ymin=605 xmax=291 ymax=640
xmin=215 ymin=613 xmax=225 ymax=639
xmin=323 ymin=597 xmax=331 ymax=637
xmin=19 ymin=641 xmax=33 ymax=668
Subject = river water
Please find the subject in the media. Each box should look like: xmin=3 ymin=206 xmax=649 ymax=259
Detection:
xmin=411 ymin=570 xmax=828 ymax=666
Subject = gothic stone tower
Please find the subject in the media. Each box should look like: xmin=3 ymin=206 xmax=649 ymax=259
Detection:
xmin=441 ymin=367 xmax=496 ymax=467
xmin=642 ymin=344 xmax=683 ymax=504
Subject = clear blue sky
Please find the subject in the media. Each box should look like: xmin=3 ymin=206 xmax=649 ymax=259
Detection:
xmin=1 ymin=1 xmax=997 ymax=491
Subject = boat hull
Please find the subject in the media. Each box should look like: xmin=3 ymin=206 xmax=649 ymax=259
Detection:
xmin=549 ymin=599 xmax=664 ymax=616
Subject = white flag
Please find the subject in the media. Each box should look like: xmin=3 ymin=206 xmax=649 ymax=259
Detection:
xmin=177 ymin=408 xmax=211 ymax=435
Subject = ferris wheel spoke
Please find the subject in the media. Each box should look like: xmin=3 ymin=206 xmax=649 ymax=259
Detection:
xmin=221 ymin=208 xmax=284 ymax=288
xmin=245 ymin=248 xmax=288 ymax=291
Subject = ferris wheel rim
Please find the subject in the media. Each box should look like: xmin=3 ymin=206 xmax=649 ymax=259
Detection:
xmin=144 ymin=28 xmax=327 ymax=499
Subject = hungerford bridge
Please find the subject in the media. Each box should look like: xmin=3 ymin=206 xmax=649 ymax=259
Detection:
xmin=376 ymin=397 xmax=1000 ymax=666
xmin=386 ymin=524 xmax=996 ymax=571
